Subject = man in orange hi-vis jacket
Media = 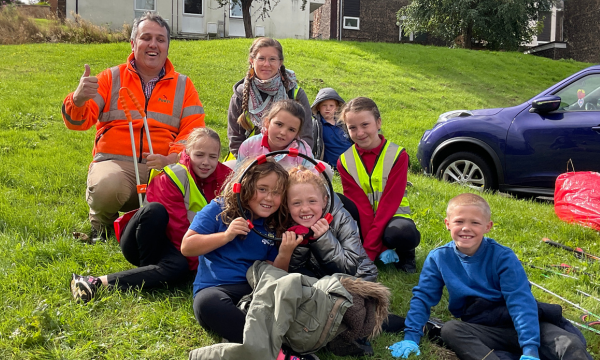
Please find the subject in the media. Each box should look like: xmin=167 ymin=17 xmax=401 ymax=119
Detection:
xmin=62 ymin=13 xmax=205 ymax=241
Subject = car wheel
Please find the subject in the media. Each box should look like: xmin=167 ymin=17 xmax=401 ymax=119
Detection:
xmin=436 ymin=152 xmax=496 ymax=191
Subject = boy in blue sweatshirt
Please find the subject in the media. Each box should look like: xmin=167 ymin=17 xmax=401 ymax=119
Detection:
xmin=390 ymin=193 xmax=589 ymax=360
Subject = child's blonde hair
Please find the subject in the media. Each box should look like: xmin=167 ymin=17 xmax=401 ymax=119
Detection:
xmin=446 ymin=193 xmax=491 ymax=220
xmin=339 ymin=96 xmax=381 ymax=125
xmin=185 ymin=127 xmax=221 ymax=153
xmin=287 ymin=165 xmax=329 ymax=205
xmin=219 ymin=159 xmax=289 ymax=236
xmin=261 ymin=99 xmax=306 ymax=134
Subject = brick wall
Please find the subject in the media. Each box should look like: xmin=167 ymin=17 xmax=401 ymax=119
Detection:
xmin=564 ymin=0 xmax=600 ymax=63
xmin=532 ymin=46 xmax=568 ymax=60
xmin=312 ymin=0 xmax=333 ymax=39
xmin=57 ymin=0 xmax=66 ymax=19
xmin=311 ymin=0 xmax=444 ymax=45
xmin=341 ymin=0 xmax=408 ymax=42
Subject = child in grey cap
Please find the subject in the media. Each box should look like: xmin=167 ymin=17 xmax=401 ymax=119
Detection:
xmin=311 ymin=88 xmax=351 ymax=169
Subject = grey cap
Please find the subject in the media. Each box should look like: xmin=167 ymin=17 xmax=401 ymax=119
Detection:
xmin=311 ymin=88 xmax=345 ymax=114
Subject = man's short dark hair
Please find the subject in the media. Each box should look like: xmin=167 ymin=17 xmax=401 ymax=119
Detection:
xmin=131 ymin=12 xmax=171 ymax=46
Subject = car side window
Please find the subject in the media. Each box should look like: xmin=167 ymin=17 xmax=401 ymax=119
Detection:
xmin=555 ymin=74 xmax=600 ymax=112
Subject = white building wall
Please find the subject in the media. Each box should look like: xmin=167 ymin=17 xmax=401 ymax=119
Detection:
xmin=65 ymin=0 xmax=312 ymax=39
xmin=66 ymin=0 xmax=172 ymax=30
xmin=252 ymin=0 xmax=310 ymax=39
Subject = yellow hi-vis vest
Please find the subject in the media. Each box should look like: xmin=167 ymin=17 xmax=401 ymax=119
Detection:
xmin=339 ymin=140 xmax=412 ymax=219
xmin=153 ymin=163 xmax=208 ymax=223
xmin=224 ymin=86 xmax=301 ymax=162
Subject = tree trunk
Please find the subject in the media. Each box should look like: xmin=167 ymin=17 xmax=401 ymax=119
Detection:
xmin=242 ymin=0 xmax=253 ymax=38
xmin=463 ymin=23 xmax=473 ymax=49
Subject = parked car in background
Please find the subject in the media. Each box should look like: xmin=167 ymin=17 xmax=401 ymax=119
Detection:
xmin=417 ymin=65 xmax=600 ymax=197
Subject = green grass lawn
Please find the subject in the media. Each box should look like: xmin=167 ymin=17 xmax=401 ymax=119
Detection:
xmin=0 ymin=39 xmax=599 ymax=359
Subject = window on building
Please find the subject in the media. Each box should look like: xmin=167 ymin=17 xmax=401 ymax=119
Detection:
xmin=343 ymin=0 xmax=360 ymax=17
xmin=537 ymin=11 xmax=552 ymax=42
xmin=555 ymin=10 xmax=564 ymax=42
xmin=343 ymin=16 xmax=359 ymax=30
xmin=184 ymin=0 xmax=203 ymax=15
xmin=397 ymin=16 xmax=414 ymax=41
xmin=135 ymin=0 xmax=155 ymax=11
xmin=230 ymin=1 xmax=242 ymax=18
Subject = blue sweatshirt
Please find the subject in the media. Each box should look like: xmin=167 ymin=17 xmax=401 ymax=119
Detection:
xmin=189 ymin=200 xmax=279 ymax=296
xmin=404 ymin=237 xmax=540 ymax=357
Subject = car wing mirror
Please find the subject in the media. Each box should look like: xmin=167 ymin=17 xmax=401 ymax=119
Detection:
xmin=530 ymin=95 xmax=562 ymax=113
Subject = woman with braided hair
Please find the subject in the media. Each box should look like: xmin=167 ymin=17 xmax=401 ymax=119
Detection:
xmin=227 ymin=37 xmax=313 ymax=160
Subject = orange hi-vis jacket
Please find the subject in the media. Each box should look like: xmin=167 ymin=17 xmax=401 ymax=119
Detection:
xmin=62 ymin=53 xmax=205 ymax=163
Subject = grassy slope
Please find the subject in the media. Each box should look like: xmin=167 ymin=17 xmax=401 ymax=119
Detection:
xmin=0 ymin=39 xmax=598 ymax=359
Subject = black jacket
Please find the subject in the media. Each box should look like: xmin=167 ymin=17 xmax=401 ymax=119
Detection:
xmin=288 ymin=193 xmax=378 ymax=282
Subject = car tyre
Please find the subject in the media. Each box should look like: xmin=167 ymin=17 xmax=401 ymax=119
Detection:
xmin=436 ymin=152 xmax=496 ymax=191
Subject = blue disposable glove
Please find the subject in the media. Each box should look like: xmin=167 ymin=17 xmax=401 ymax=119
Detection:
xmin=389 ymin=340 xmax=421 ymax=358
xmin=378 ymin=249 xmax=399 ymax=264
xmin=519 ymin=356 xmax=539 ymax=360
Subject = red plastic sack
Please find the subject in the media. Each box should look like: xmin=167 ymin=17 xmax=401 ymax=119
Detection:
xmin=113 ymin=209 xmax=138 ymax=243
xmin=554 ymin=171 xmax=600 ymax=231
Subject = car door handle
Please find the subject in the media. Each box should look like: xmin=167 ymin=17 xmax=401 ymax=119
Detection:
xmin=593 ymin=126 xmax=600 ymax=133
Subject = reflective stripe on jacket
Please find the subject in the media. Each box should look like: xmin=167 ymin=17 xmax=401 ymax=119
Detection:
xmin=339 ymin=141 xmax=411 ymax=219
xmin=62 ymin=53 xmax=205 ymax=162
xmin=161 ymin=163 xmax=208 ymax=224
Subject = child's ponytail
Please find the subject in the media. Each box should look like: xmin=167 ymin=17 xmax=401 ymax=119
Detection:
xmin=280 ymin=64 xmax=289 ymax=91
xmin=237 ymin=65 xmax=254 ymax=131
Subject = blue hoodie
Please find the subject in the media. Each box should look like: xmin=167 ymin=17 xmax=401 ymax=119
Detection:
xmin=404 ymin=237 xmax=540 ymax=357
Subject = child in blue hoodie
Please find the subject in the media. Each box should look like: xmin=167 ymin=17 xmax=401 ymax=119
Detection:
xmin=390 ymin=193 xmax=590 ymax=360
xmin=310 ymin=88 xmax=351 ymax=169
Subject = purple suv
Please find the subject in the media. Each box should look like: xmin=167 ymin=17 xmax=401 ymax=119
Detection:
xmin=417 ymin=65 xmax=600 ymax=196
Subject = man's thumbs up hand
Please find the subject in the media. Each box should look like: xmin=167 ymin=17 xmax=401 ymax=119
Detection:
xmin=82 ymin=64 xmax=91 ymax=78
xmin=73 ymin=64 xmax=99 ymax=107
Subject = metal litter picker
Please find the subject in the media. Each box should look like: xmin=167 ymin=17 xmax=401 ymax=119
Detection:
xmin=123 ymin=87 xmax=154 ymax=155
xmin=118 ymin=88 xmax=151 ymax=207
xmin=122 ymin=87 xmax=161 ymax=181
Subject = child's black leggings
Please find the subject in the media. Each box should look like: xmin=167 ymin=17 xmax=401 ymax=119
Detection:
xmin=339 ymin=194 xmax=421 ymax=257
xmin=381 ymin=217 xmax=421 ymax=255
xmin=193 ymin=283 xmax=252 ymax=343
xmin=107 ymin=202 xmax=191 ymax=289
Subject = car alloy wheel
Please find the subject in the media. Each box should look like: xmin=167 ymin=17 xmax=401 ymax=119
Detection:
xmin=436 ymin=152 xmax=496 ymax=191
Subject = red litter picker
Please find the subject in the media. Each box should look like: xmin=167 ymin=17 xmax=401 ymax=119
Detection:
xmin=542 ymin=238 xmax=600 ymax=262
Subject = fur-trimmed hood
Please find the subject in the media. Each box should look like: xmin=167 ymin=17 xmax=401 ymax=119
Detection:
xmin=339 ymin=277 xmax=390 ymax=339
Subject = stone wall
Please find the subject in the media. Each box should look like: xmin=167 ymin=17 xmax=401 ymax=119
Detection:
xmin=16 ymin=4 xmax=51 ymax=18
xmin=564 ymin=0 xmax=600 ymax=63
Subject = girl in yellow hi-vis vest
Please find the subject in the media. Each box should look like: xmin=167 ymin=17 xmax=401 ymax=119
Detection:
xmin=337 ymin=97 xmax=421 ymax=273
xmin=70 ymin=128 xmax=232 ymax=303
